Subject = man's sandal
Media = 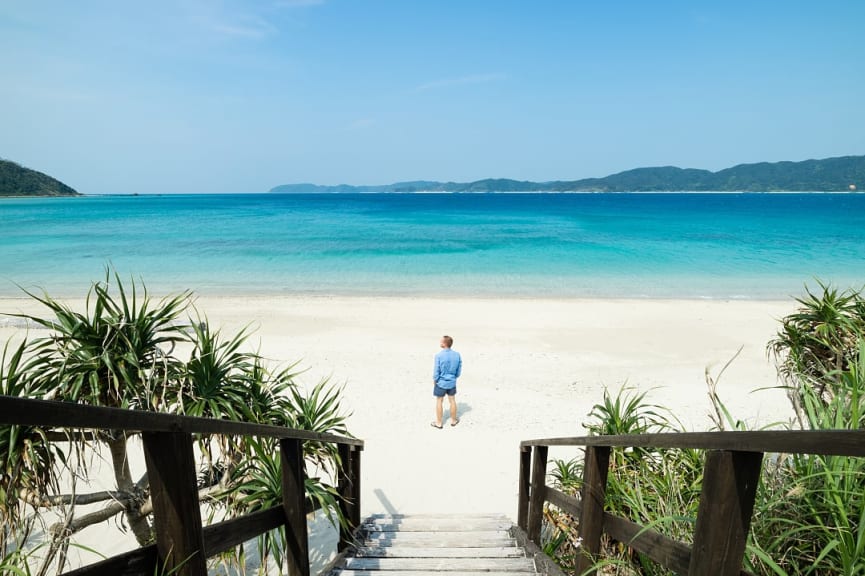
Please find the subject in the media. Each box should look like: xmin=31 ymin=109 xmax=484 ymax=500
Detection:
xmin=431 ymin=422 xmax=443 ymax=429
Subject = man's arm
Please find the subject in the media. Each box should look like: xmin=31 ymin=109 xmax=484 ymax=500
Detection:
xmin=455 ymin=355 xmax=462 ymax=378
xmin=433 ymin=355 xmax=440 ymax=385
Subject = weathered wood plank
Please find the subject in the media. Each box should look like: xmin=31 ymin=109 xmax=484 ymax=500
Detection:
xmin=0 ymin=395 xmax=362 ymax=446
xmin=142 ymin=431 xmax=207 ymax=576
xmin=365 ymin=513 xmax=510 ymax=520
xmin=60 ymin=546 xmax=157 ymax=576
xmin=526 ymin=445 xmax=548 ymax=544
xmin=343 ymin=557 xmax=536 ymax=571
xmin=689 ymin=450 xmax=763 ymax=576
xmin=203 ymin=505 xmax=286 ymax=557
xmin=339 ymin=572 xmax=536 ymax=576
xmin=602 ymin=512 xmax=691 ymax=575
xmin=363 ymin=538 xmax=516 ymax=548
xmin=338 ymin=443 xmax=353 ymax=551
xmin=575 ymin=446 xmax=610 ymax=575
xmin=350 ymin=445 xmax=363 ymax=529
xmin=517 ymin=445 xmax=531 ymax=532
xmin=544 ymin=486 xmax=582 ymax=518
xmin=366 ymin=529 xmax=510 ymax=540
xmin=363 ymin=520 xmax=513 ymax=532
xmin=281 ymin=438 xmax=310 ymax=576
xmin=355 ymin=547 xmax=525 ymax=558
xmin=520 ymin=430 xmax=865 ymax=457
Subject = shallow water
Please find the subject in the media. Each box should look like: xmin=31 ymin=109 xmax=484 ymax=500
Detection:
xmin=1 ymin=193 xmax=863 ymax=298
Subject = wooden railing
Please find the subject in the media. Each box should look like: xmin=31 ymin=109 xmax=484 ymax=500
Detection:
xmin=517 ymin=430 xmax=865 ymax=576
xmin=0 ymin=396 xmax=364 ymax=576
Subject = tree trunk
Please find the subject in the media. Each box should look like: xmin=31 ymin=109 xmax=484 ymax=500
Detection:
xmin=107 ymin=432 xmax=152 ymax=545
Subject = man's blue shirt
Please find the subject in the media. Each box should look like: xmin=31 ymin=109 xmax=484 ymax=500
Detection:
xmin=434 ymin=348 xmax=462 ymax=389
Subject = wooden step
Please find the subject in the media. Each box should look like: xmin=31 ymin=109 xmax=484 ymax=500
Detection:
xmin=363 ymin=538 xmax=517 ymax=549
xmin=339 ymin=572 xmax=536 ymax=576
xmin=365 ymin=530 xmax=512 ymax=541
xmin=343 ymin=557 xmax=536 ymax=572
xmin=339 ymin=514 xmax=537 ymax=576
xmin=363 ymin=519 xmax=513 ymax=533
xmin=365 ymin=514 xmax=511 ymax=521
xmin=355 ymin=547 xmax=525 ymax=558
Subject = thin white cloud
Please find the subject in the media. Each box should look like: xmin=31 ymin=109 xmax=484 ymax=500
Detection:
xmin=413 ymin=73 xmax=508 ymax=93
xmin=347 ymin=117 xmax=375 ymax=131
xmin=183 ymin=0 xmax=277 ymax=39
xmin=274 ymin=0 xmax=325 ymax=7
xmin=211 ymin=20 xmax=274 ymax=38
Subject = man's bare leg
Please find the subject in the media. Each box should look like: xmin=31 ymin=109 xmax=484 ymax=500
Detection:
xmin=435 ymin=396 xmax=444 ymax=426
xmin=448 ymin=395 xmax=458 ymax=424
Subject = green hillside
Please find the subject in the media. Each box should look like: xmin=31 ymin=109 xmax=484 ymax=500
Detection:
xmin=271 ymin=155 xmax=865 ymax=193
xmin=0 ymin=159 xmax=79 ymax=197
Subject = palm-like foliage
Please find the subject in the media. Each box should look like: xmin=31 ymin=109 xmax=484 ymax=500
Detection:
xmin=1 ymin=273 xmax=356 ymax=574
xmin=769 ymin=282 xmax=865 ymax=405
xmin=18 ymin=272 xmax=190 ymax=409
xmin=0 ymin=340 xmax=58 ymax=556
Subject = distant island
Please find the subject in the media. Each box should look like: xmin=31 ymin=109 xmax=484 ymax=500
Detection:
xmin=271 ymin=154 xmax=863 ymax=193
xmin=0 ymin=159 xmax=79 ymax=197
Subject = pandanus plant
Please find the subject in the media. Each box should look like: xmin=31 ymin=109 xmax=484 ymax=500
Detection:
xmin=1 ymin=271 xmax=354 ymax=575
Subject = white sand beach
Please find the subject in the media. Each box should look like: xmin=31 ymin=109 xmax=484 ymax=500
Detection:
xmin=0 ymin=295 xmax=797 ymax=569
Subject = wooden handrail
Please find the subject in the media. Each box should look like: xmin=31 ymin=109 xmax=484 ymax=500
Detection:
xmin=520 ymin=429 xmax=865 ymax=456
xmin=0 ymin=395 xmax=362 ymax=446
xmin=0 ymin=396 xmax=364 ymax=576
xmin=517 ymin=430 xmax=865 ymax=576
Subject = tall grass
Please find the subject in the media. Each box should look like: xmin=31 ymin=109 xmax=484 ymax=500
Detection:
xmin=544 ymin=284 xmax=865 ymax=575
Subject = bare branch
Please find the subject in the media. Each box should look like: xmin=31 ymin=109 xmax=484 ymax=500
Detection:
xmin=25 ymin=490 xmax=132 ymax=508
xmin=49 ymin=500 xmax=128 ymax=537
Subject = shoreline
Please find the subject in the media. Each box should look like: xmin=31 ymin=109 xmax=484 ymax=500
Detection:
xmin=0 ymin=285 xmax=806 ymax=303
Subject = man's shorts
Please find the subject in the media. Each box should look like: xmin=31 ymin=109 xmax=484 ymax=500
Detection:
xmin=433 ymin=384 xmax=457 ymax=397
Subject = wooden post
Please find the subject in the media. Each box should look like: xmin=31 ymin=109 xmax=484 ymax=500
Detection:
xmin=337 ymin=443 xmax=353 ymax=551
xmin=689 ymin=450 xmax=763 ymax=576
xmin=280 ymin=438 xmax=310 ymax=576
xmin=350 ymin=445 xmax=363 ymax=529
xmin=517 ymin=446 xmax=531 ymax=531
xmin=575 ymin=446 xmax=611 ymax=575
xmin=142 ymin=431 xmax=207 ymax=576
xmin=526 ymin=445 xmax=548 ymax=544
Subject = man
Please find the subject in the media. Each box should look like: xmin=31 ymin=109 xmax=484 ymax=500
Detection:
xmin=432 ymin=335 xmax=462 ymax=429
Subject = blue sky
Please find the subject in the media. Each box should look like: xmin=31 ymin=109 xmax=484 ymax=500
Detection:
xmin=1 ymin=1 xmax=863 ymax=194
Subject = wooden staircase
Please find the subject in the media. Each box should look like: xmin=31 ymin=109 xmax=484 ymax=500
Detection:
xmin=334 ymin=514 xmax=540 ymax=576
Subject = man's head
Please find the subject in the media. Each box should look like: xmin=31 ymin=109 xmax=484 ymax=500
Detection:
xmin=440 ymin=335 xmax=454 ymax=349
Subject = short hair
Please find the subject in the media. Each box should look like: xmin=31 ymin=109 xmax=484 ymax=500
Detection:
xmin=442 ymin=335 xmax=454 ymax=347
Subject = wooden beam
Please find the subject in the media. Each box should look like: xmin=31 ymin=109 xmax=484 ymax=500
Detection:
xmin=203 ymin=505 xmax=286 ymax=557
xmin=0 ymin=395 xmax=363 ymax=446
xmin=689 ymin=450 xmax=763 ymax=576
xmin=575 ymin=446 xmax=610 ymax=575
xmin=526 ymin=445 xmax=548 ymax=544
xmin=517 ymin=446 xmax=531 ymax=531
xmin=62 ymin=506 xmax=289 ymax=576
xmin=520 ymin=430 xmax=865 ymax=457
xmin=338 ymin=443 xmax=353 ymax=551
xmin=350 ymin=445 xmax=363 ymax=530
xmin=142 ymin=431 xmax=207 ymax=576
xmin=603 ymin=512 xmax=691 ymax=575
xmin=60 ymin=546 xmax=157 ymax=576
xmin=280 ymin=438 xmax=310 ymax=576
xmin=544 ymin=486 xmax=582 ymax=519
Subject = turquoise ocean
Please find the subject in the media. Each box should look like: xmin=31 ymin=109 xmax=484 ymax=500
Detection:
xmin=1 ymin=193 xmax=864 ymax=299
